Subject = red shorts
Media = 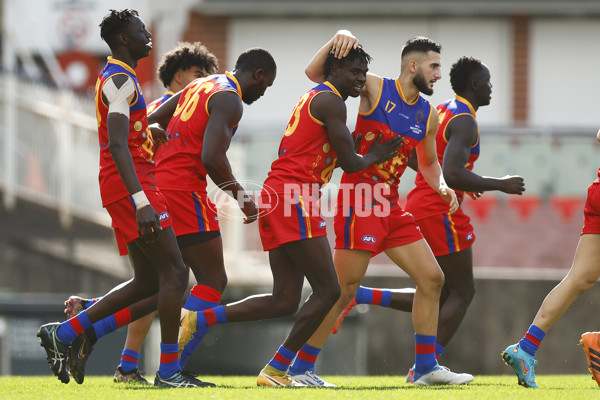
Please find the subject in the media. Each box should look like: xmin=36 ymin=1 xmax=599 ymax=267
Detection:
xmin=582 ymin=180 xmax=600 ymax=234
xmin=160 ymin=190 xmax=220 ymax=236
xmin=258 ymin=191 xmax=327 ymax=251
xmin=334 ymin=203 xmax=423 ymax=255
xmin=415 ymin=208 xmax=475 ymax=257
xmin=106 ymin=190 xmax=172 ymax=256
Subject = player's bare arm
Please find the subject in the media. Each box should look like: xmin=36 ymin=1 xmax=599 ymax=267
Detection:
xmin=202 ymin=91 xmax=258 ymax=223
xmin=305 ymin=30 xmax=359 ymax=83
xmin=312 ymin=92 xmax=402 ymax=173
xmin=104 ymin=74 xmax=160 ymax=241
xmin=443 ymin=115 xmax=524 ymax=195
xmin=147 ymin=91 xmax=183 ymax=147
xmin=416 ymin=107 xmax=458 ymax=212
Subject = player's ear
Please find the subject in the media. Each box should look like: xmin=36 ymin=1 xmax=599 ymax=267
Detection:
xmin=253 ymin=68 xmax=265 ymax=82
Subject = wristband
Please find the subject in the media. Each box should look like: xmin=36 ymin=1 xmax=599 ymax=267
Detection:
xmin=131 ymin=190 xmax=150 ymax=210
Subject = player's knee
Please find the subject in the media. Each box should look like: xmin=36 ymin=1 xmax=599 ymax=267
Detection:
xmin=573 ymin=275 xmax=596 ymax=294
xmin=275 ymin=299 xmax=300 ymax=316
xmin=322 ymin=282 xmax=341 ymax=308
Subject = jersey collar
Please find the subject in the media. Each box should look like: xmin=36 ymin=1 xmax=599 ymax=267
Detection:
xmin=323 ymin=81 xmax=342 ymax=97
xmin=107 ymin=57 xmax=136 ymax=76
xmin=225 ymin=71 xmax=243 ymax=100
xmin=455 ymin=94 xmax=476 ymax=116
xmin=395 ymin=78 xmax=419 ymax=105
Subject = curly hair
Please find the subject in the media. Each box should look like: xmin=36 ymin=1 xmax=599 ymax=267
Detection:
xmin=157 ymin=42 xmax=219 ymax=88
xmin=323 ymin=45 xmax=373 ymax=78
xmin=449 ymin=56 xmax=485 ymax=94
xmin=99 ymin=9 xmax=138 ymax=48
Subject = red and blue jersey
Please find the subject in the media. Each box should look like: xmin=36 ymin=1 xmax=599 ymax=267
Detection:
xmin=154 ymin=72 xmax=241 ymax=192
xmin=264 ymin=82 xmax=340 ymax=195
xmin=146 ymin=90 xmax=174 ymax=114
xmin=95 ymin=57 xmax=155 ymax=206
xmin=341 ymin=77 xmax=433 ymax=204
xmin=406 ymin=95 xmax=480 ymax=219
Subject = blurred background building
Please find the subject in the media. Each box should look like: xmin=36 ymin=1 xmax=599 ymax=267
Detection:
xmin=0 ymin=0 xmax=599 ymax=379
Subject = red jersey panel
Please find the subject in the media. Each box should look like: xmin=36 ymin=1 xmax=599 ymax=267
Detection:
xmin=95 ymin=57 xmax=155 ymax=206
xmin=406 ymin=95 xmax=480 ymax=220
xmin=341 ymin=78 xmax=433 ymax=204
xmin=264 ymin=82 xmax=340 ymax=195
xmin=154 ymin=73 xmax=241 ymax=192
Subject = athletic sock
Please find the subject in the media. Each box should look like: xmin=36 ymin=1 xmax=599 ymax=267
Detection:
xmin=288 ymin=344 xmax=321 ymax=375
xmin=413 ymin=334 xmax=438 ymax=378
xmin=519 ymin=324 xmax=546 ymax=357
xmin=179 ymin=285 xmax=222 ymax=367
xmin=119 ymin=349 xmax=140 ymax=373
xmin=267 ymin=345 xmax=297 ymax=373
xmin=56 ymin=310 xmax=93 ymax=344
xmin=355 ymin=286 xmax=392 ymax=307
xmin=91 ymin=308 xmax=133 ymax=341
xmin=158 ymin=342 xmax=180 ymax=379
xmin=86 ymin=297 xmax=101 ymax=309
xmin=435 ymin=343 xmax=446 ymax=360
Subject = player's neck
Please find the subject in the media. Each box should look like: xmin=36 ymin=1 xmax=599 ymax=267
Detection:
xmin=398 ymin=76 xmax=419 ymax=103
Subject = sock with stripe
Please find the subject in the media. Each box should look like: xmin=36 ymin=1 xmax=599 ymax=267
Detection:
xmin=158 ymin=342 xmax=180 ymax=379
xmin=519 ymin=324 xmax=546 ymax=357
xmin=85 ymin=298 xmax=100 ymax=309
xmin=119 ymin=349 xmax=140 ymax=373
xmin=435 ymin=343 xmax=446 ymax=360
xmin=355 ymin=286 xmax=392 ymax=307
xmin=91 ymin=308 xmax=133 ymax=341
xmin=267 ymin=345 xmax=297 ymax=373
xmin=413 ymin=333 xmax=438 ymax=379
xmin=288 ymin=344 xmax=321 ymax=375
xmin=179 ymin=285 xmax=222 ymax=367
xmin=56 ymin=310 xmax=93 ymax=345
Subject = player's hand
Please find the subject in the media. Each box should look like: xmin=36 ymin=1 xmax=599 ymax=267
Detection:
xmin=366 ymin=133 xmax=404 ymax=163
xmin=353 ymin=132 xmax=362 ymax=152
xmin=331 ymin=30 xmax=359 ymax=59
xmin=136 ymin=205 xmax=162 ymax=243
xmin=240 ymin=196 xmax=259 ymax=224
xmin=466 ymin=191 xmax=483 ymax=200
xmin=149 ymin=123 xmax=168 ymax=146
xmin=500 ymin=175 xmax=525 ymax=195
xmin=439 ymin=184 xmax=459 ymax=213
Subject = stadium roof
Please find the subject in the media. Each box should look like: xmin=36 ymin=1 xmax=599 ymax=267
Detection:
xmin=195 ymin=0 xmax=600 ymax=17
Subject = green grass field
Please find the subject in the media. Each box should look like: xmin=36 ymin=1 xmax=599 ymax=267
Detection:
xmin=0 ymin=375 xmax=597 ymax=399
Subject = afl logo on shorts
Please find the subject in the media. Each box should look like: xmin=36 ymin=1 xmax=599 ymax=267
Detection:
xmin=466 ymin=232 xmax=474 ymax=241
xmin=319 ymin=221 xmax=326 ymax=229
xmin=361 ymin=235 xmax=376 ymax=244
xmin=159 ymin=211 xmax=170 ymax=222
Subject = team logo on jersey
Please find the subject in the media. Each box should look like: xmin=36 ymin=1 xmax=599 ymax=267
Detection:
xmin=319 ymin=221 xmax=326 ymax=229
xmin=159 ymin=211 xmax=170 ymax=221
xmin=415 ymin=110 xmax=424 ymax=123
xmin=361 ymin=235 xmax=376 ymax=244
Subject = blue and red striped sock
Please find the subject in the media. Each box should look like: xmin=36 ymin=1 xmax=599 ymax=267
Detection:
xmin=267 ymin=345 xmax=297 ymax=372
xmin=355 ymin=286 xmax=392 ymax=307
xmin=92 ymin=308 xmax=132 ymax=340
xmin=158 ymin=342 xmax=180 ymax=379
xmin=119 ymin=349 xmax=140 ymax=373
xmin=56 ymin=310 xmax=92 ymax=345
xmin=413 ymin=334 xmax=438 ymax=378
xmin=179 ymin=285 xmax=222 ymax=367
xmin=435 ymin=343 xmax=446 ymax=359
xmin=519 ymin=324 xmax=546 ymax=357
xmin=288 ymin=343 xmax=321 ymax=375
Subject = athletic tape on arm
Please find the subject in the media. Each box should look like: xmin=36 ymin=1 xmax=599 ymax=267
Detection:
xmin=103 ymin=77 xmax=136 ymax=118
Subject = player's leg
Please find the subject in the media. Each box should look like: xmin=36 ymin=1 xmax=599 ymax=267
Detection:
xmin=435 ymin=247 xmax=475 ymax=348
xmin=113 ymin=312 xmax=155 ymax=383
xmin=178 ymin=233 xmax=227 ymax=368
xmin=503 ymin=233 xmax=600 ymax=388
xmin=287 ymin=248 xmax=370 ymax=386
xmin=258 ymin=236 xmax=341 ymax=387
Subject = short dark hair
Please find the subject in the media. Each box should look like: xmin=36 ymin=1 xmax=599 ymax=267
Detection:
xmin=401 ymin=36 xmax=442 ymax=58
xmin=323 ymin=45 xmax=373 ymax=78
xmin=157 ymin=42 xmax=219 ymax=87
xmin=99 ymin=9 xmax=139 ymax=48
xmin=234 ymin=48 xmax=277 ymax=75
xmin=450 ymin=56 xmax=485 ymax=94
